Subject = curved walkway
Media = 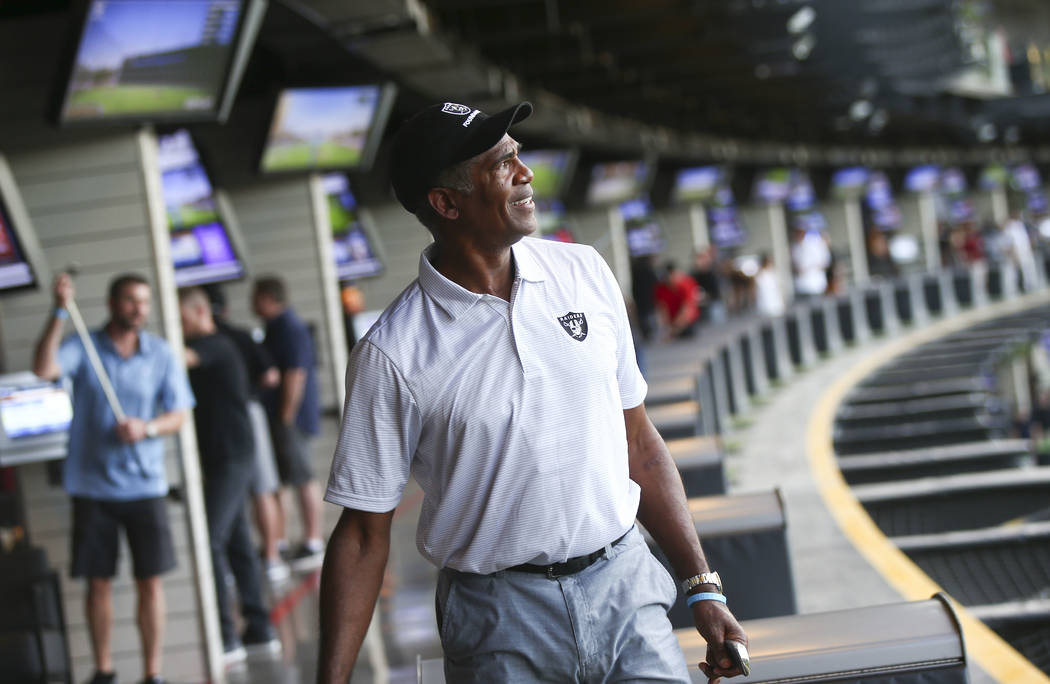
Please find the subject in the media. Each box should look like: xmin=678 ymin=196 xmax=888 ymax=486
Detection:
xmin=725 ymin=292 xmax=1050 ymax=684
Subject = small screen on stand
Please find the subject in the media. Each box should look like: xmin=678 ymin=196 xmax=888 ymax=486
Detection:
xmin=0 ymin=379 xmax=73 ymax=439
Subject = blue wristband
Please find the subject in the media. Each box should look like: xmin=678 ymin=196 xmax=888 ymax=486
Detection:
xmin=686 ymin=592 xmax=727 ymax=608
xmin=54 ymin=307 xmax=69 ymax=320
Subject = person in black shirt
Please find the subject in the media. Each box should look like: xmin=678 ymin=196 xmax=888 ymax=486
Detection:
xmin=203 ymin=285 xmax=288 ymax=583
xmin=179 ymin=287 xmax=280 ymax=664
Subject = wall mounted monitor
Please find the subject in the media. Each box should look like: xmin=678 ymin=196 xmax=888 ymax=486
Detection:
xmin=518 ymin=149 xmax=577 ymax=200
xmin=752 ymin=168 xmax=792 ymax=204
xmin=157 ymin=129 xmax=246 ymax=286
xmin=706 ymin=186 xmax=747 ymax=249
xmin=785 ymin=170 xmax=816 ymax=213
xmin=322 ymin=174 xmax=384 ymax=281
xmin=619 ymin=199 xmax=664 ymax=257
xmin=672 ymin=166 xmax=722 ymax=204
xmin=1028 ymin=191 xmax=1048 ymax=214
xmin=535 ymin=199 xmax=576 ymax=243
xmin=0 ymin=155 xmax=49 ymax=295
xmin=59 ymin=0 xmax=266 ymax=124
xmin=831 ymin=166 xmax=870 ymax=199
xmin=1010 ymin=163 xmax=1042 ymax=193
xmin=260 ymin=84 xmax=397 ymax=173
xmin=0 ymin=372 xmax=73 ymax=466
xmin=979 ymin=164 xmax=1008 ymax=190
xmin=939 ymin=167 xmax=967 ymax=196
xmin=586 ymin=161 xmax=651 ymax=206
xmin=904 ymin=165 xmax=940 ymax=193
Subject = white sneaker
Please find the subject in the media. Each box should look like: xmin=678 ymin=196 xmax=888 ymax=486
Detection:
xmin=264 ymin=559 xmax=290 ymax=584
xmin=223 ymin=643 xmax=246 ymax=667
xmin=288 ymin=542 xmax=325 ymax=572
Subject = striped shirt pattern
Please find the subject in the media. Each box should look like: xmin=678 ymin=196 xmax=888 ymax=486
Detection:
xmin=325 ymin=237 xmax=647 ymax=574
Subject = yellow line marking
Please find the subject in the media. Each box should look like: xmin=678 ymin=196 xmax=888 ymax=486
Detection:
xmin=807 ymin=292 xmax=1050 ymax=684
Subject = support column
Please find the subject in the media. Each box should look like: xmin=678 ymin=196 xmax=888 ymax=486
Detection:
xmin=844 ymin=198 xmax=869 ymax=285
xmin=307 ymin=174 xmax=349 ymax=410
xmin=689 ymin=203 xmax=710 ymax=253
xmin=137 ymin=129 xmax=224 ymax=684
xmin=608 ymin=205 xmax=631 ymax=295
xmin=768 ymin=203 xmax=793 ymax=302
xmin=918 ymin=191 xmax=940 ymax=272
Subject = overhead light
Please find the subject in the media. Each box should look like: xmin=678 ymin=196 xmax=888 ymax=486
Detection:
xmin=792 ymin=33 xmax=816 ymax=61
xmin=787 ymin=6 xmax=816 ymax=35
xmin=977 ymin=123 xmax=997 ymax=143
xmin=850 ymin=100 xmax=873 ymax=121
xmin=868 ymin=109 xmax=888 ymax=134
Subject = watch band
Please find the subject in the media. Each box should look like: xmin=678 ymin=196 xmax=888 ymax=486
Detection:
xmin=681 ymin=571 xmax=722 ymax=595
xmin=145 ymin=421 xmax=159 ymax=439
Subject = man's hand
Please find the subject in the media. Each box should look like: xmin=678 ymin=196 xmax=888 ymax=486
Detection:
xmin=54 ymin=273 xmax=74 ymax=309
xmin=692 ymin=600 xmax=749 ymax=683
xmin=115 ymin=417 xmax=149 ymax=443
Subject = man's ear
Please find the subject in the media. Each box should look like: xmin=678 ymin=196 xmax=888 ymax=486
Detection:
xmin=427 ymin=188 xmax=460 ymax=220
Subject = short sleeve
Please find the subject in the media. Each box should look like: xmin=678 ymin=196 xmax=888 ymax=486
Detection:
xmin=325 ymin=340 xmax=421 ymax=512
xmin=57 ymin=334 xmax=85 ymax=380
xmin=590 ymin=249 xmax=647 ymax=409
xmin=157 ymin=345 xmax=196 ymax=413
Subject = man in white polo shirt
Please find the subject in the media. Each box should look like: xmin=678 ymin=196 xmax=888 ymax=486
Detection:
xmin=318 ymin=101 xmax=748 ymax=683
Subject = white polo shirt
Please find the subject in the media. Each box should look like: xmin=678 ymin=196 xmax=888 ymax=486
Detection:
xmin=325 ymin=236 xmax=647 ymax=574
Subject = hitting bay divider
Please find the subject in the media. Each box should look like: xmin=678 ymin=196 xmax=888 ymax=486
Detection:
xmin=807 ymin=289 xmax=1050 ymax=683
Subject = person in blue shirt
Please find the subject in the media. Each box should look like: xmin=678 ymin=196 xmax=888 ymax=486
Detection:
xmin=33 ymin=272 xmax=195 ymax=684
xmin=252 ymin=276 xmax=324 ymax=570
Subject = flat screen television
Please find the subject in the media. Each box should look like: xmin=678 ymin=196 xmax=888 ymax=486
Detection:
xmin=518 ymin=149 xmax=577 ymax=200
xmin=1011 ymin=163 xmax=1042 ymax=193
xmin=785 ymin=170 xmax=816 ymax=212
xmin=939 ymin=167 xmax=967 ymax=196
xmin=831 ymin=166 xmax=870 ymax=199
xmin=157 ymin=129 xmax=246 ymax=286
xmin=979 ymin=164 xmax=1008 ymax=190
xmin=322 ymin=174 xmax=383 ymax=281
xmin=706 ymin=186 xmax=747 ymax=248
xmin=260 ymin=84 xmax=397 ymax=173
xmin=752 ymin=168 xmax=792 ymax=204
xmin=620 ymin=199 xmax=664 ymax=256
xmin=672 ymin=166 xmax=722 ymax=204
xmin=0 ymin=155 xmax=48 ymax=295
xmin=59 ymin=0 xmax=266 ymax=124
xmin=535 ymin=199 xmax=576 ymax=243
xmin=904 ymin=165 xmax=940 ymax=193
xmin=586 ymin=161 xmax=651 ymax=206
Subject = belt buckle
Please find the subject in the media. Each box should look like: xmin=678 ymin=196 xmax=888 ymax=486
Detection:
xmin=546 ymin=565 xmax=556 ymax=580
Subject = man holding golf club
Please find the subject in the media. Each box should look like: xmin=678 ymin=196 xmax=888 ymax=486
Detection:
xmin=33 ymin=272 xmax=194 ymax=684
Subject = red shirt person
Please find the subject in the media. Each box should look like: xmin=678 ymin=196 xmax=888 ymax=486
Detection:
xmin=654 ymin=261 xmax=702 ymax=339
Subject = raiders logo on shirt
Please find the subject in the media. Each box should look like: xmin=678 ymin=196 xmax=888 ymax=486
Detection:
xmin=557 ymin=312 xmax=588 ymax=341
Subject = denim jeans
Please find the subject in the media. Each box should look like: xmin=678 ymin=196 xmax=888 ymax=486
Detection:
xmin=204 ymin=459 xmax=271 ymax=647
xmin=436 ymin=526 xmax=690 ymax=683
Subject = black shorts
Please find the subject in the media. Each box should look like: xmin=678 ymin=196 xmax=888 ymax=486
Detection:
xmin=71 ymin=496 xmax=176 ymax=580
xmin=269 ymin=420 xmax=315 ymax=486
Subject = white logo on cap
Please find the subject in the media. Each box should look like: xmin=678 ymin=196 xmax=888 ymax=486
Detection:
xmin=463 ymin=110 xmax=480 ymax=127
xmin=442 ymin=103 xmax=471 ymax=115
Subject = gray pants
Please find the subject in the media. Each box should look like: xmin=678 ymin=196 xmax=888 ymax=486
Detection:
xmin=436 ymin=526 xmax=690 ymax=683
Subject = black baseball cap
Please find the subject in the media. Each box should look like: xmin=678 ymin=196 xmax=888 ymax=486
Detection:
xmin=389 ymin=101 xmax=533 ymax=213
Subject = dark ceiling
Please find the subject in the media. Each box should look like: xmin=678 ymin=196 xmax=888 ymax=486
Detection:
xmin=422 ymin=0 xmax=1050 ymax=147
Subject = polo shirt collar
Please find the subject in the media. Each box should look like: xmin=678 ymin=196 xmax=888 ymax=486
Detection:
xmin=418 ymin=244 xmax=483 ymax=320
xmin=418 ymin=239 xmax=546 ymax=320
xmin=95 ymin=328 xmax=153 ymax=357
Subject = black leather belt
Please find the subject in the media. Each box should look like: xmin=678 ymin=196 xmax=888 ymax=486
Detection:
xmin=506 ymin=529 xmax=631 ymax=579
